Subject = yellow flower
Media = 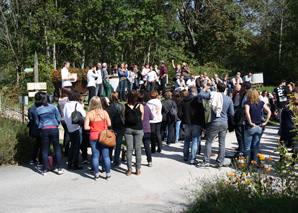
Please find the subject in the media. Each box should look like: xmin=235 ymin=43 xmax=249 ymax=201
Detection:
xmin=257 ymin=153 xmax=261 ymax=157
xmin=222 ymin=178 xmax=226 ymax=181
xmin=235 ymin=158 xmax=238 ymax=160
xmin=280 ymin=140 xmax=284 ymax=143
xmin=251 ymin=161 xmax=257 ymax=165
xmin=228 ymin=174 xmax=233 ymax=177
xmin=242 ymin=173 xmax=246 ymax=177
xmin=260 ymin=156 xmax=266 ymax=161
xmin=265 ymin=168 xmax=271 ymax=172
xmin=236 ymin=178 xmax=241 ymax=182
xmin=226 ymin=182 xmax=231 ymax=185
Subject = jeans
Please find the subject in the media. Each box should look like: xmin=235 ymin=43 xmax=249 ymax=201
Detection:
xmin=150 ymin=122 xmax=162 ymax=152
xmin=31 ymin=136 xmax=42 ymax=163
xmin=68 ymin=127 xmax=82 ymax=165
xmin=95 ymin=83 xmax=103 ymax=96
xmin=175 ymin=120 xmax=181 ymax=143
xmin=124 ymin=128 xmax=144 ymax=171
xmin=146 ymin=82 xmax=155 ymax=92
xmin=62 ymin=123 xmax=70 ymax=156
xmin=89 ymin=139 xmax=111 ymax=176
xmin=204 ymin=122 xmax=228 ymax=166
xmin=41 ymin=128 xmax=62 ymax=172
xmin=129 ymin=82 xmax=134 ymax=92
xmin=88 ymin=86 xmax=96 ymax=105
xmin=143 ymin=132 xmax=152 ymax=163
xmin=160 ymin=77 xmax=167 ymax=97
xmin=184 ymin=124 xmax=202 ymax=163
xmin=244 ymin=125 xmax=264 ymax=164
xmin=235 ymin=125 xmax=245 ymax=153
xmin=227 ymin=84 xmax=232 ymax=95
xmin=113 ymin=130 xmax=124 ymax=165
xmin=161 ymin=121 xmax=174 ymax=144
xmin=119 ymin=79 xmax=127 ymax=93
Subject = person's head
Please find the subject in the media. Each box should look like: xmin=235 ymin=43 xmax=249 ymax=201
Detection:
xmin=68 ymin=90 xmax=81 ymax=102
xmin=145 ymin=63 xmax=149 ymax=68
xmin=203 ymin=72 xmax=207 ymax=77
xmin=189 ymin=86 xmax=197 ymax=94
xmin=60 ymin=87 xmax=71 ymax=98
xmin=200 ymin=74 xmax=204 ymax=78
xmin=224 ymin=74 xmax=228 ymax=78
xmin=34 ymin=92 xmax=43 ymax=107
xmin=180 ymin=75 xmax=184 ymax=81
xmin=181 ymin=90 xmax=189 ymax=98
xmin=262 ymin=90 xmax=269 ymax=97
xmin=248 ymin=72 xmax=252 ymax=77
xmin=144 ymin=91 xmax=151 ymax=102
xmin=177 ymin=64 xmax=181 ymax=69
xmin=190 ymin=75 xmax=195 ymax=81
xmin=129 ymin=65 xmax=134 ymax=71
xmin=110 ymin=92 xmax=119 ymax=102
xmin=246 ymin=89 xmax=260 ymax=104
xmin=138 ymin=93 xmax=145 ymax=103
xmin=127 ymin=90 xmax=138 ymax=105
xmin=64 ymin=61 xmax=70 ymax=69
xmin=287 ymin=82 xmax=295 ymax=92
xmin=236 ymin=72 xmax=241 ymax=77
xmin=99 ymin=95 xmax=108 ymax=109
xmin=165 ymin=91 xmax=172 ymax=99
xmin=149 ymin=65 xmax=153 ymax=71
xmin=182 ymin=62 xmax=186 ymax=67
xmin=151 ymin=90 xmax=159 ymax=99
xmin=89 ymin=96 xmax=102 ymax=112
xmin=217 ymin=82 xmax=226 ymax=93
xmin=88 ymin=64 xmax=96 ymax=70
xmin=125 ymin=64 xmax=128 ymax=69
xmin=113 ymin=64 xmax=118 ymax=70
xmin=173 ymin=90 xmax=181 ymax=101
xmin=97 ymin=62 xmax=102 ymax=69
xmin=159 ymin=60 xmax=164 ymax=66
xmin=242 ymin=81 xmax=251 ymax=91
xmin=40 ymin=92 xmax=49 ymax=106
xmin=120 ymin=63 xmax=125 ymax=69
xmin=102 ymin=63 xmax=107 ymax=68
xmin=234 ymin=84 xmax=241 ymax=92
xmin=213 ymin=74 xmax=218 ymax=79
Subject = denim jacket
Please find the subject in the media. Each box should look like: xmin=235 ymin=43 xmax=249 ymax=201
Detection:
xmin=35 ymin=104 xmax=61 ymax=129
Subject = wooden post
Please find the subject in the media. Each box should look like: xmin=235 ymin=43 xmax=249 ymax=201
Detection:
xmin=22 ymin=96 xmax=24 ymax=123
xmin=34 ymin=51 xmax=38 ymax=83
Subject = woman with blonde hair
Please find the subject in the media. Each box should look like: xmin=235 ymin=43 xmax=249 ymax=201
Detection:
xmin=244 ymin=89 xmax=271 ymax=165
xmin=84 ymin=96 xmax=112 ymax=180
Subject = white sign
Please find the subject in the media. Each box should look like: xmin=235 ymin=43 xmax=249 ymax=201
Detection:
xmin=27 ymin=82 xmax=47 ymax=90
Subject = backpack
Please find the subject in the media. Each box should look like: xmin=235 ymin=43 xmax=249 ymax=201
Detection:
xmin=166 ymin=102 xmax=177 ymax=123
xmin=112 ymin=111 xmax=124 ymax=128
xmin=125 ymin=104 xmax=140 ymax=125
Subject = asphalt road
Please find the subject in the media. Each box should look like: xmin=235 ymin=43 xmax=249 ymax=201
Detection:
xmin=0 ymin=125 xmax=279 ymax=213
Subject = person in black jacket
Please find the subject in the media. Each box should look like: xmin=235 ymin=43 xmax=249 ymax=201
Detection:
xmin=161 ymin=92 xmax=178 ymax=145
xmin=178 ymin=87 xmax=205 ymax=164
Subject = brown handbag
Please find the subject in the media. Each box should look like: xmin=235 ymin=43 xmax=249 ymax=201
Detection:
xmin=98 ymin=117 xmax=116 ymax=147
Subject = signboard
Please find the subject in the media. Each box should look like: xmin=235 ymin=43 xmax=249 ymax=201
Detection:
xmin=28 ymin=91 xmax=47 ymax=97
xmin=24 ymin=68 xmax=33 ymax=73
xmin=27 ymin=82 xmax=47 ymax=90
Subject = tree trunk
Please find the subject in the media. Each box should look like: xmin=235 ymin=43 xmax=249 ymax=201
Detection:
xmin=81 ymin=34 xmax=86 ymax=69
xmin=278 ymin=0 xmax=284 ymax=65
xmin=44 ymin=25 xmax=50 ymax=68
xmin=53 ymin=42 xmax=56 ymax=70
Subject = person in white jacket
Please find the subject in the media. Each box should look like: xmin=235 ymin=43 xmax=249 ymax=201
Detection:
xmin=64 ymin=90 xmax=86 ymax=170
xmin=147 ymin=90 xmax=163 ymax=153
xmin=87 ymin=64 xmax=101 ymax=105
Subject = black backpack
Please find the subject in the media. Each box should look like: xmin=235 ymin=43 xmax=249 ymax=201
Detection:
xmin=125 ymin=104 xmax=140 ymax=125
xmin=166 ymin=102 xmax=177 ymax=123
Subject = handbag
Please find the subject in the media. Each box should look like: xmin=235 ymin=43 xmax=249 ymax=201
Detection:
xmin=71 ymin=103 xmax=85 ymax=126
xmin=99 ymin=117 xmax=116 ymax=147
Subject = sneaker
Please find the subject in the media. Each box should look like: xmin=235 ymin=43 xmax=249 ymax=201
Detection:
xmin=148 ymin=162 xmax=153 ymax=167
xmin=30 ymin=160 xmax=38 ymax=165
xmin=42 ymin=171 xmax=47 ymax=176
xmin=190 ymin=160 xmax=199 ymax=165
xmin=197 ymin=162 xmax=210 ymax=168
xmin=106 ymin=175 xmax=111 ymax=181
xmin=37 ymin=162 xmax=43 ymax=167
xmin=82 ymin=160 xmax=89 ymax=164
xmin=94 ymin=175 xmax=100 ymax=181
xmin=58 ymin=169 xmax=64 ymax=175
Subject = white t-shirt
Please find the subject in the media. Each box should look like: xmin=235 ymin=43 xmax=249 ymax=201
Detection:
xmin=147 ymin=71 xmax=157 ymax=82
xmin=61 ymin=67 xmax=72 ymax=87
xmin=87 ymin=70 xmax=100 ymax=87
xmin=96 ymin=69 xmax=102 ymax=84
xmin=231 ymin=77 xmax=243 ymax=85
xmin=175 ymin=79 xmax=185 ymax=88
xmin=63 ymin=101 xmax=86 ymax=133
xmin=142 ymin=68 xmax=150 ymax=81
xmin=243 ymin=75 xmax=252 ymax=83
xmin=186 ymin=79 xmax=196 ymax=88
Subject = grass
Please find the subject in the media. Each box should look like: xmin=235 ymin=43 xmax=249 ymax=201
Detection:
xmin=256 ymin=86 xmax=275 ymax=93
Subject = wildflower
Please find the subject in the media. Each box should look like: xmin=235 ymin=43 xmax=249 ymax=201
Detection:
xmin=280 ymin=140 xmax=284 ymax=143
xmin=270 ymin=157 xmax=273 ymax=161
xmin=265 ymin=168 xmax=271 ymax=172
xmin=235 ymin=158 xmax=237 ymax=160
xmin=257 ymin=153 xmax=261 ymax=157
xmin=245 ymin=180 xmax=249 ymax=184
xmin=222 ymin=179 xmax=226 ymax=181
xmin=260 ymin=156 xmax=266 ymax=161
xmin=236 ymin=179 xmax=241 ymax=182
xmin=241 ymin=163 xmax=245 ymax=167
xmin=226 ymin=182 xmax=231 ymax=185
xmin=228 ymin=174 xmax=233 ymax=177
xmin=242 ymin=173 xmax=246 ymax=177
xmin=251 ymin=161 xmax=257 ymax=165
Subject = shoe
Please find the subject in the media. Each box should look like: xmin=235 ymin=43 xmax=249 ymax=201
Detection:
xmin=210 ymin=153 xmax=216 ymax=157
xmin=58 ymin=169 xmax=64 ymax=175
xmin=136 ymin=170 xmax=141 ymax=175
xmin=126 ymin=170 xmax=132 ymax=176
xmin=106 ymin=175 xmax=111 ymax=181
xmin=72 ymin=164 xmax=83 ymax=170
xmin=197 ymin=162 xmax=210 ymax=168
xmin=148 ymin=162 xmax=153 ymax=167
xmin=42 ymin=171 xmax=47 ymax=176
xmin=30 ymin=160 xmax=38 ymax=165
xmin=37 ymin=162 xmax=43 ymax=167
xmin=94 ymin=175 xmax=100 ymax=181
xmin=112 ymin=162 xmax=121 ymax=167
xmin=190 ymin=160 xmax=199 ymax=165
xmin=183 ymin=158 xmax=188 ymax=161
xmin=82 ymin=160 xmax=89 ymax=164
xmin=157 ymin=149 xmax=162 ymax=153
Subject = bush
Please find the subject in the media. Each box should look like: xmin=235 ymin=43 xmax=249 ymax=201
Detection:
xmin=0 ymin=116 xmax=34 ymax=165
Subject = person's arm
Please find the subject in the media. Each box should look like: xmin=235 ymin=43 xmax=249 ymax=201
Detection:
xmin=228 ymin=100 xmax=234 ymax=117
xmin=149 ymin=106 xmax=153 ymax=120
xmin=35 ymin=109 xmax=40 ymax=128
xmin=260 ymin=104 xmax=271 ymax=126
xmin=84 ymin=112 xmax=91 ymax=130
xmin=232 ymin=79 xmax=237 ymax=86
xmin=122 ymin=105 xmax=126 ymax=120
xmin=198 ymin=88 xmax=211 ymax=100
xmin=61 ymin=69 xmax=74 ymax=81
xmin=172 ymin=60 xmax=176 ymax=69
xmin=245 ymin=104 xmax=255 ymax=127
xmin=90 ymin=71 xmax=100 ymax=78
xmin=54 ymin=106 xmax=61 ymax=124
xmin=140 ymin=104 xmax=144 ymax=120
xmin=105 ymin=111 xmax=112 ymax=127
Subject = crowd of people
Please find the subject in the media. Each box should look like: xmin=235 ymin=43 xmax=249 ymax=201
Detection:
xmin=27 ymin=60 xmax=298 ymax=180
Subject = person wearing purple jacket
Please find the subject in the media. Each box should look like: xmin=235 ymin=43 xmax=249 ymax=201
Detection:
xmin=138 ymin=92 xmax=154 ymax=167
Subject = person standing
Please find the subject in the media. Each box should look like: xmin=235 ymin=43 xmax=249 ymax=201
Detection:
xmin=173 ymin=91 xmax=182 ymax=143
xmin=35 ymin=93 xmax=63 ymax=176
xmin=211 ymin=74 xmax=222 ymax=91
xmin=197 ymin=82 xmax=234 ymax=169
xmin=178 ymin=87 xmax=205 ymax=165
xmin=102 ymin=63 xmax=112 ymax=99
xmin=273 ymin=80 xmax=290 ymax=124
xmin=118 ymin=63 xmax=128 ymax=101
xmin=95 ymin=62 xmax=103 ymax=96
xmin=61 ymin=61 xmax=74 ymax=89
xmin=127 ymin=65 xmax=137 ymax=92
xmin=123 ymin=90 xmax=144 ymax=176
xmin=159 ymin=60 xmax=168 ymax=97
xmin=243 ymin=72 xmax=253 ymax=84
xmin=181 ymin=62 xmax=191 ymax=82
xmin=84 ymin=96 xmax=112 ymax=181
xmin=141 ymin=63 xmax=150 ymax=91
xmin=64 ymin=90 xmax=86 ymax=170
xmin=146 ymin=65 xmax=158 ymax=92
xmin=221 ymin=74 xmax=231 ymax=95
xmin=87 ymin=64 xmax=101 ymax=104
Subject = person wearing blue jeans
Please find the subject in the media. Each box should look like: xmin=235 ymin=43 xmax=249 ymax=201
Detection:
xmin=89 ymin=139 xmax=111 ymax=178
xmin=118 ymin=64 xmax=128 ymax=101
xmin=175 ymin=120 xmax=181 ymax=143
xmin=244 ymin=126 xmax=264 ymax=164
xmin=68 ymin=127 xmax=83 ymax=170
xmin=184 ymin=124 xmax=202 ymax=164
xmin=113 ymin=130 xmax=124 ymax=166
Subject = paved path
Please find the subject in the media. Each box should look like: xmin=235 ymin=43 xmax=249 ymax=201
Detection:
xmin=0 ymin=125 xmax=280 ymax=213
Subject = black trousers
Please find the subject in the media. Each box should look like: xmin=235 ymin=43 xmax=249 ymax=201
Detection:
xmin=88 ymin=86 xmax=96 ymax=105
xmin=160 ymin=77 xmax=167 ymax=97
xmin=150 ymin=122 xmax=162 ymax=152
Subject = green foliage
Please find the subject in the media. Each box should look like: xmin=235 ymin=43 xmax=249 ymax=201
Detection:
xmin=0 ymin=116 xmax=33 ymax=165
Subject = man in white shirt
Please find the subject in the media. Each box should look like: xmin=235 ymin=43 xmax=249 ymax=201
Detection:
xmin=61 ymin=61 xmax=74 ymax=88
xmin=95 ymin=62 xmax=103 ymax=96
xmin=231 ymin=72 xmax=243 ymax=87
xmin=242 ymin=72 xmax=253 ymax=84
xmin=175 ymin=75 xmax=188 ymax=91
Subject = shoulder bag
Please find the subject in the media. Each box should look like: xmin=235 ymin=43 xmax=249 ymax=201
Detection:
xmin=99 ymin=114 xmax=116 ymax=147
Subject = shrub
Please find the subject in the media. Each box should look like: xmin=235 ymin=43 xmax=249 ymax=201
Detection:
xmin=0 ymin=116 xmax=34 ymax=165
